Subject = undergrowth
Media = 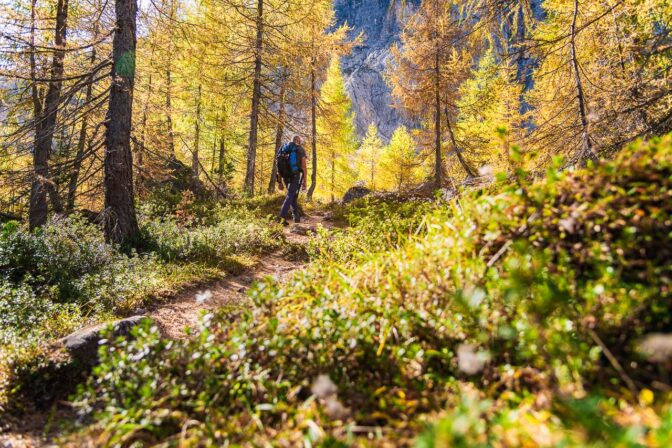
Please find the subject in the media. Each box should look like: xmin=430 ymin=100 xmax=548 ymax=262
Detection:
xmin=68 ymin=136 xmax=672 ymax=446
xmin=0 ymin=197 xmax=283 ymax=415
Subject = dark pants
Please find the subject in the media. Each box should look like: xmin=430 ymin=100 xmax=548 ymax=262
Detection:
xmin=280 ymin=173 xmax=302 ymax=220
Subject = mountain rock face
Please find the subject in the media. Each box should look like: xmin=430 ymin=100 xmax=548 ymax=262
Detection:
xmin=334 ymin=0 xmax=419 ymax=141
xmin=334 ymin=0 xmax=545 ymax=140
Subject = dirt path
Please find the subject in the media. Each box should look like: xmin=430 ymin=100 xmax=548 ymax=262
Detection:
xmin=148 ymin=213 xmax=328 ymax=339
xmin=0 ymin=213 xmax=331 ymax=448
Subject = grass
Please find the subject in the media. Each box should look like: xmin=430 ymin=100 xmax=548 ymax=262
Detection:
xmin=63 ymin=135 xmax=672 ymax=446
xmin=0 ymin=198 xmax=284 ymax=416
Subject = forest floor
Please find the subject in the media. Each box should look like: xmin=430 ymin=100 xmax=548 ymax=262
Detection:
xmin=0 ymin=212 xmax=331 ymax=448
xmin=148 ymin=212 xmax=328 ymax=339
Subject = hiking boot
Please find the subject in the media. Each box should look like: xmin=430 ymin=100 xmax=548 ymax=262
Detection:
xmin=278 ymin=216 xmax=290 ymax=226
xmin=293 ymin=216 xmax=301 ymax=224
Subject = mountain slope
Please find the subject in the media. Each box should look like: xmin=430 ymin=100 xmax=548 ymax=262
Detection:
xmin=334 ymin=0 xmax=419 ymax=141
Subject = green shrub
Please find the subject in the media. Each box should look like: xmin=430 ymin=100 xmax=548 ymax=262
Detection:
xmin=306 ymin=197 xmax=437 ymax=263
xmin=72 ymin=135 xmax=672 ymax=445
xmin=140 ymin=204 xmax=282 ymax=263
xmin=0 ymin=216 xmax=162 ymax=312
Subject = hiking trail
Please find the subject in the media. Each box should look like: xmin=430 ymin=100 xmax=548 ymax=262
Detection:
xmin=0 ymin=212 xmax=332 ymax=447
xmin=149 ymin=212 xmax=330 ymax=338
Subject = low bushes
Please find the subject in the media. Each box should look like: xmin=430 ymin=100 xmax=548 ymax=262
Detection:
xmin=71 ymin=136 xmax=672 ymax=446
xmin=0 ymin=200 xmax=284 ymax=415
xmin=306 ymin=197 xmax=437 ymax=264
xmin=140 ymin=204 xmax=282 ymax=264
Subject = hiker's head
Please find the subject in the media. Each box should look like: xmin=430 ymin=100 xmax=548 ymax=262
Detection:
xmin=293 ymin=136 xmax=302 ymax=146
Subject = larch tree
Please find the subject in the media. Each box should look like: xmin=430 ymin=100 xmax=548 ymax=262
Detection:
xmin=315 ymin=56 xmax=358 ymax=202
xmin=29 ymin=0 xmax=69 ymax=229
xmin=103 ymin=0 xmax=140 ymax=246
xmin=389 ymin=0 xmax=476 ymax=189
xmin=357 ymin=123 xmax=385 ymax=190
xmin=526 ymin=0 xmax=672 ymax=166
xmin=243 ymin=0 xmax=264 ymax=195
xmin=380 ymin=125 xmax=423 ymax=192
xmin=456 ymin=50 xmax=524 ymax=173
xmin=301 ymin=4 xmax=354 ymax=202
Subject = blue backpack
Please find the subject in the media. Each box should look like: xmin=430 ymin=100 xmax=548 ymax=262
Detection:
xmin=276 ymin=142 xmax=300 ymax=178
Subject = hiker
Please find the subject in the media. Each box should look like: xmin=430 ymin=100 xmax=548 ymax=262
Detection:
xmin=276 ymin=135 xmax=307 ymax=224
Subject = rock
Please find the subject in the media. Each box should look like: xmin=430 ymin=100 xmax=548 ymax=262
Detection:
xmin=289 ymin=224 xmax=317 ymax=236
xmin=342 ymin=186 xmax=371 ymax=204
xmin=240 ymin=275 xmax=253 ymax=285
xmin=59 ymin=315 xmax=152 ymax=365
xmin=334 ymin=0 xmax=545 ymax=139
xmin=334 ymin=0 xmax=419 ymax=139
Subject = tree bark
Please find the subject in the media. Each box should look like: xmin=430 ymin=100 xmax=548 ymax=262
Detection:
xmin=306 ymin=59 xmax=317 ymax=202
xmin=67 ymin=23 xmax=99 ymax=212
xmin=137 ymin=71 xmax=152 ymax=190
xmin=445 ymin=106 xmax=476 ymax=178
xmin=218 ymin=138 xmax=225 ymax=185
xmin=330 ymin=149 xmax=335 ymax=203
xmin=268 ymin=69 xmax=287 ymax=194
xmin=433 ymin=48 xmax=442 ymax=188
xmin=30 ymin=0 xmax=68 ymax=229
xmin=165 ymin=65 xmax=176 ymax=159
xmin=244 ymin=0 xmax=264 ymax=196
xmin=569 ymin=0 xmax=598 ymax=164
xmin=103 ymin=0 xmax=140 ymax=247
xmin=193 ymin=84 xmax=202 ymax=177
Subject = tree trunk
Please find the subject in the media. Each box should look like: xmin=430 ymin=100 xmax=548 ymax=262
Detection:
xmin=29 ymin=0 xmax=41 ymax=121
xmin=193 ymin=84 xmax=202 ymax=177
xmin=244 ymin=0 xmax=264 ymax=196
xmin=165 ymin=65 xmax=176 ymax=159
xmin=306 ymin=63 xmax=317 ymax=202
xmin=433 ymin=49 xmax=442 ymax=188
xmin=30 ymin=0 xmax=68 ymax=229
xmin=164 ymin=0 xmax=177 ymax=160
xmin=268 ymin=69 xmax=287 ymax=194
xmin=218 ymin=138 xmax=225 ymax=185
xmin=137 ymin=72 xmax=152 ymax=191
xmin=103 ymin=0 xmax=139 ymax=247
xmin=370 ymin=156 xmax=375 ymax=190
xmin=67 ymin=24 xmax=99 ymax=212
xmin=445 ymin=107 xmax=476 ymax=178
xmin=569 ymin=0 xmax=598 ymax=164
xmin=330 ymin=150 xmax=335 ymax=203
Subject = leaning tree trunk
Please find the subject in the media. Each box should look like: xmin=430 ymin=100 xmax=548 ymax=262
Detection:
xmin=244 ymin=0 xmax=264 ymax=196
xmin=268 ymin=69 xmax=287 ymax=194
xmin=330 ymin=150 xmax=335 ymax=203
xmin=445 ymin=107 xmax=476 ymax=178
xmin=67 ymin=23 xmax=99 ymax=212
xmin=165 ymin=65 xmax=176 ymax=160
xmin=218 ymin=139 xmax=226 ymax=184
xmin=193 ymin=84 xmax=202 ymax=177
xmin=569 ymin=0 xmax=598 ymax=164
xmin=103 ymin=0 xmax=139 ymax=247
xmin=306 ymin=60 xmax=317 ymax=202
xmin=29 ymin=0 xmax=68 ymax=229
xmin=433 ymin=49 xmax=442 ymax=189
xmin=136 ymin=72 xmax=152 ymax=192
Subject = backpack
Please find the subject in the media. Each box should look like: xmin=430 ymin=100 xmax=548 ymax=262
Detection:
xmin=276 ymin=142 xmax=300 ymax=178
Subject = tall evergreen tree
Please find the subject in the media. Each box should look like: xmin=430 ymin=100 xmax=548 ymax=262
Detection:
xmin=316 ymin=56 xmax=358 ymax=202
xmin=380 ymin=126 xmax=423 ymax=192
xmin=357 ymin=123 xmax=385 ymax=190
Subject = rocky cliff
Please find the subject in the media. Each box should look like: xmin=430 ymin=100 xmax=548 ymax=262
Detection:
xmin=334 ymin=0 xmax=544 ymax=140
xmin=334 ymin=0 xmax=418 ymax=141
